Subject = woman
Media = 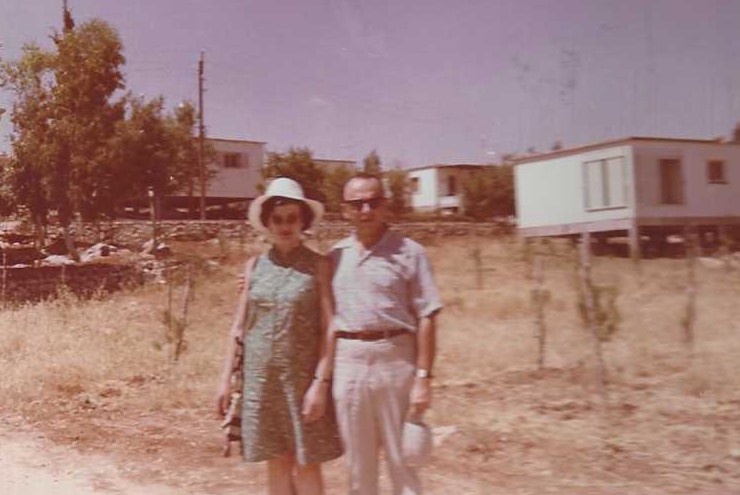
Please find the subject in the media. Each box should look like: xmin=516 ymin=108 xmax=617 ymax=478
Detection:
xmin=216 ymin=177 xmax=342 ymax=495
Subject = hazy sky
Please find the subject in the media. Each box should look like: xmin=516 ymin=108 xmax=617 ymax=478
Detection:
xmin=1 ymin=0 xmax=740 ymax=167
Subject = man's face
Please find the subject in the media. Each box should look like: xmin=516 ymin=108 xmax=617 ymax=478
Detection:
xmin=341 ymin=177 xmax=388 ymax=235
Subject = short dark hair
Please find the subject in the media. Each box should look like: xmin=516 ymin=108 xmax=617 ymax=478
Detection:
xmin=343 ymin=172 xmax=384 ymax=200
xmin=260 ymin=196 xmax=314 ymax=230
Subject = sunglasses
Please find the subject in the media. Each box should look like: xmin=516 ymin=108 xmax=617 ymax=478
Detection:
xmin=343 ymin=197 xmax=385 ymax=211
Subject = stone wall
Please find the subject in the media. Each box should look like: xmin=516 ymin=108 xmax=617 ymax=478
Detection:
xmin=0 ymin=220 xmax=510 ymax=304
xmin=0 ymin=264 xmax=142 ymax=303
xmin=62 ymin=219 xmax=513 ymax=248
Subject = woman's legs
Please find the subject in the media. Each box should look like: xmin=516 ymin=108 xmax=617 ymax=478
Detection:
xmin=293 ymin=462 xmax=324 ymax=495
xmin=268 ymin=455 xmax=295 ymax=495
xmin=268 ymin=455 xmax=324 ymax=495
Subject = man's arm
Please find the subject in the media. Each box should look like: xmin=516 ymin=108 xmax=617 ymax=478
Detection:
xmin=409 ymin=313 xmax=437 ymax=419
xmin=406 ymin=242 xmax=442 ymax=420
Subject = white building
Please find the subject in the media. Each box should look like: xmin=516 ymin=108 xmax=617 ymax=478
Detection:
xmin=206 ymin=138 xmax=266 ymax=201
xmin=514 ymin=136 xmax=740 ymax=255
xmin=407 ymin=164 xmax=490 ymax=214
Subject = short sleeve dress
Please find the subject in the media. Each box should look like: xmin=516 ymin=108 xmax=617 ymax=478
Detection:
xmin=241 ymin=244 xmax=343 ymax=465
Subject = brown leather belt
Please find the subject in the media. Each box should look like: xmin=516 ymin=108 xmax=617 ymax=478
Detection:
xmin=335 ymin=329 xmax=408 ymax=341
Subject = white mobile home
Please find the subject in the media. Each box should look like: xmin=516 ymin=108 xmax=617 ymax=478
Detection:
xmin=206 ymin=138 xmax=265 ymax=201
xmin=514 ymin=137 xmax=740 ymax=255
xmin=407 ymin=164 xmax=490 ymax=214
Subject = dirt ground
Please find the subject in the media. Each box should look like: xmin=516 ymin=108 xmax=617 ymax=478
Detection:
xmin=4 ymin=363 xmax=740 ymax=495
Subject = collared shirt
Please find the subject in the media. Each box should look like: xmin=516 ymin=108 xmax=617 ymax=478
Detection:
xmin=329 ymin=229 xmax=442 ymax=332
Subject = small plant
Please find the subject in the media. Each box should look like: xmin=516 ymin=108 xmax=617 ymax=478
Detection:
xmin=577 ymin=282 xmax=621 ymax=342
xmin=530 ymin=255 xmax=551 ymax=369
xmin=161 ymin=263 xmax=195 ymax=361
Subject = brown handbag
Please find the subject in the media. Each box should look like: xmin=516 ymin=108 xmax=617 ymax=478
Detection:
xmin=219 ymin=256 xmax=259 ymax=457
xmin=220 ymin=334 xmax=244 ymax=457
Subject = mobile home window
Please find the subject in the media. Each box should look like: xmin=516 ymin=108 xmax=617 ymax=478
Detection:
xmin=223 ymin=153 xmax=242 ymax=168
xmin=447 ymin=176 xmax=457 ymax=196
xmin=409 ymin=177 xmax=420 ymax=193
xmin=659 ymin=159 xmax=684 ymax=204
xmin=707 ymin=160 xmax=727 ymax=184
xmin=582 ymin=157 xmax=627 ymax=210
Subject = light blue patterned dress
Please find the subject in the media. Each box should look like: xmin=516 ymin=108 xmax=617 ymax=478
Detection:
xmin=241 ymin=245 xmax=343 ymax=464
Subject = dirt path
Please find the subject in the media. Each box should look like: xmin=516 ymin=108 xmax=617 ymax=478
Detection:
xmin=0 ymin=425 xmax=181 ymax=495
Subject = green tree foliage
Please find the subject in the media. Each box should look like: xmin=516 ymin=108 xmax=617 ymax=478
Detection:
xmin=462 ymin=164 xmax=515 ymax=220
xmin=48 ymin=19 xmax=126 ymax=225
xmin=385 ymin=167 xmax=408 ymax=216
xmin=363 ymin=149 xmax=382 ymax=175
xmin=110 ymin=97 xmax=201 ymax=207
xmin=732 ymin=122 xmax=740 ymax=143
xmin=263 ymin=147 xmax=326 ymax=202
xmin=0 ymin=44 xmax=55 ymax=233
xmin=323 ymin=164 xmax=355 ymax=213
xmin=1 ymin=15 xmax=203 ymax=234
xmin=0 ymin=18 xmax=126 ymax=252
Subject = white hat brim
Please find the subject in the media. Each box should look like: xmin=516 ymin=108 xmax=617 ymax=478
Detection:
xmin=247 ymin=193 xmax=324 ymax=237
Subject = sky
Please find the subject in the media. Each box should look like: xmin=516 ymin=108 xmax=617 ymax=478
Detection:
xmin=1 ymin=0 xmax=740 ymax=168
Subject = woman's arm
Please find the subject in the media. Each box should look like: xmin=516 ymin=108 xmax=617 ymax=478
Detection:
xmin=301 ymin=256 xmax=336 ymax=423
xmin=215 ymin=256 xmax=256 ymax=418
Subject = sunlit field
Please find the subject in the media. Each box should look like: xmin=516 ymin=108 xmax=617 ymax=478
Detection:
xmin=1 ymin=234 xmax=739 ymax=494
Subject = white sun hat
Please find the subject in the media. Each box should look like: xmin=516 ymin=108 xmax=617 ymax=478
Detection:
xmin=401 ymin=419 xmax=433 ymax=467
xmin=247 ymin=177 xmax=325 ymax=236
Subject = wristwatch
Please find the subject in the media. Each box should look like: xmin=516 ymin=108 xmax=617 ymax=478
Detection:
xmin=415 ymin=368 xmax=432 ymax=379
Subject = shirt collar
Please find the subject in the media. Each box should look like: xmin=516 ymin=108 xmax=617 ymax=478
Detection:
xmin=341 ymin=227 xmax=395 ymax=253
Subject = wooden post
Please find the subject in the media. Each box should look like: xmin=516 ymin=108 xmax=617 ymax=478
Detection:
xmin=166 ymin=265 xmax=174 ymax=346
xmin=578 ymin=232 xmax=608 ymax=405
xmin=718 ymin=224 xmax=732 ymax=270
xmin=532 ymin=253 xmax=548 ymax=370
xmin=1 ymin=251 xmax=6 ymax=304
xmin=628 ymin=223 xmax=641 ymax=266
xmin=682 ymin=224 xmax=697 ymax=349
xmin=174 ymin=263 xmax=195 ymax=361
xmin=471 ymin=224 xmax=483 ymax=289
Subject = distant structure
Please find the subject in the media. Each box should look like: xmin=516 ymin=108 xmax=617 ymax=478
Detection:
xmin=167 ymin=137 xmax=266 ymax=217
xmin=514 ymin=136 xmax=740 ymax=256
xmin=406 ymin=163 xmax=491 ymax=215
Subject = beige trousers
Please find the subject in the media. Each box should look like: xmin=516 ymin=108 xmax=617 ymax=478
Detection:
xmin=332 ymin=333 xmax=422 ymax=495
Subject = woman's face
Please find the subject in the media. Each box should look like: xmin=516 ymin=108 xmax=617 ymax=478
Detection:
xmin=267 ymin=203 xmax=303 ymax=245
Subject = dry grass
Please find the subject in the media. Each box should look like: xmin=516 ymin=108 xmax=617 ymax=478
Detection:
xmin=1 ymin=234 xmax=740 ymax=494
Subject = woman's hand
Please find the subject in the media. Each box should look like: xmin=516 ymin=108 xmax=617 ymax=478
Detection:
xmin=301 ymin=379 xmax=329 ymax=424
xmin=215 ymin=379 xmax=231 ymax=418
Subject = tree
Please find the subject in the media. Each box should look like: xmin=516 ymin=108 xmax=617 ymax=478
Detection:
xmin=323 ymin=164 xmax=355 ymax=213
xmin=110 ymin=96 xmax=205 ymax=216
xmin=171 ymin=101 xmax=203 ymax=216
xmin=0 ymin=18 xmax=127 ymax=255
xmin=363 ymin=149 xmax=382 ymax=175
xmin=2 ymin=15 xmax=202 ymax=239
xmin=263 ymin=147 xmax=326 ymax=202
xmin=732 ymin=122 xmax=740 ymax=143
xmin=385 ymin=167 xmax=408 ymax=216
xmin=462 ymin=164 xmax=515 ymax=221
xmin=0 ymin=43 xmax=57 ymax=247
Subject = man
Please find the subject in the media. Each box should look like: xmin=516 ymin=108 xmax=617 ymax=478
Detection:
xmin=328 ymin=173 xmax=442 ymax=495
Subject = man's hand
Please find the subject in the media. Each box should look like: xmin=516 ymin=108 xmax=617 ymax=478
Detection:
xmin=301 ymin=380 xmax=329 ymax=424
xmin=409 ymin=377 xmax=432 ymax=419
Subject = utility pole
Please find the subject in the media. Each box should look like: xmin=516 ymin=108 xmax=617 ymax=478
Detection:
xmin=62 ymin=0 xmax=74 ymax=32
xmin=198 ymin=51 xmax=206 ymax=220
